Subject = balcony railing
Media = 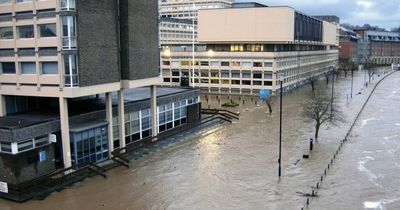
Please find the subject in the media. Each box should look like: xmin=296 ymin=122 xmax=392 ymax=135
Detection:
xmin=64 ymin=74 xmax=78 ymax=87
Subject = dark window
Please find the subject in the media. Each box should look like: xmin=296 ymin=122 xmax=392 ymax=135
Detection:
xmin=264 ymin=81 xmax=273 ymax=86
xmin=0 ymin=13 xmax=13 ymax=22
xmin=221 ymin=61 xmax=230 ymax=66
xmin=242 ymin=80 xmax=251 ymax=85
xmin=0 ymin=27 xmax=13 ymax=39
xmin=15 ymin=11 xmax=33 ymax=20
xmin=231 ymin=80 xmax=240 ymax=85
xmin=172 ymin=78 xmax=179 ymax=83
xmin=200 ymin=61 xmax=209 ymax=66
xmin=163 ymin=78 xmax=171 ymax=82
xmin=18 ymin=25 xmax=34 ymax=39
xmin=253 ymin=62 xmax=262 ymax=67
xmin=18 ymin=48 xmax=35 ymax=57
xmin=253 ymin=81 xmax=262 ymax=86
xmin=1 ymin=62 xmax=16 ymax=74
xmin=0 ymin=49 xmax=14 ymax=57
xmin=253 ymin=73 xmax=262 ymax=79
xmin=39 ymin=47 xmax=57 ymax=56
xmin=36 ymin=9 xmax=56 ymax=19
xmin=39 ymin=24 xmax=56 ymax=37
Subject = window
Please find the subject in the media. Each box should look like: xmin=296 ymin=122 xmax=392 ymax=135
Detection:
xmin=221 ymin=61 xmax=230 ymax=66
xmin=253 ymin=62 xmax=262 ymax=67
xmin=221 ymin=70 xmax=229 ymax=78
xmin=264 ymin=72 xmax=273 ymax=79
xmin=16 ymin=0 xmax=32 ymax=3
xmin=38 ymin=24 xmax=56 ymax=37
xmin=200 ymin=61 xmax=209 ymax=66
xmin=64 ymin=54 xmax=78 ymax=87
xmin=253 ymin=81 xmax=262 ymax=86
xmin=18 ymin=25 xmax=34 ymax=39
xmin=0 ymin=62 xmax=15 ymax=74
xmin=62 ymin=16 xmax=76 ymax=49
xmin=242 ymin=72 xmax=251 ymax=78
xmin=264 ymin=62 xmax=273 ymax=67
xmin=17 ymin=139 xmax=33 ymax=152
xmin=231 ymin=80 xmax=240 ymax=85
xmin=242 ymin=62 xmax=251 ymax=68
xmin=210 ymin=61 xmax=219 ymax=66
xmin=231 ymin=71 xmax=240 ymax=78
xmin=253 ymin=73 xmax=262 ymax=79
xmin=0 ymin=0 xmax=11 ymax=4
xmin=0 ymin=27 xmax=13 ymax=39
xmin=61 ymin=0 xmax=76 ymax=11
xmin=0 ymin=142 xmax=12 ymax=153
xmin=41 ymin=62 xmax=58 ymax=74
xmin=242 ymin=80 xmax=251 ymax=85
xmin=162 ymin=61 xmax=170 ymax=65
xmin=20 ymin=62 xmax=36 ymax=74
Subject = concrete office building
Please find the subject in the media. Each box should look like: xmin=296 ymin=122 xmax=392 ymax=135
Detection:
xmin=158 ymin=0 xmax=234 ymax=45
xmin=354 ymin=29 xmax=400 ymax=65
xmin=161 ymin=5 xmax=339 ymax=95
xmin=0 ymin=0 xmax=201 ymax=188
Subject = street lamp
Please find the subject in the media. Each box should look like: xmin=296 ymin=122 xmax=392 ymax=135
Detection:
xmin=277 ymin=72 xmax=286 ymax=177
xmin=351 ymin=58 xmax=354 ymax=98
xmin=331 ymin=61 xmax=336 ymax=118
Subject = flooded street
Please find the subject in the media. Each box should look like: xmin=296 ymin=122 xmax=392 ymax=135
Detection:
xmin=0 ymin=69 xmax=397 ymax=210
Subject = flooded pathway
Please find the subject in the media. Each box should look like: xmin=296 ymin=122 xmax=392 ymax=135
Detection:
xmin=0 ymin=69 xmax=396 ymax=210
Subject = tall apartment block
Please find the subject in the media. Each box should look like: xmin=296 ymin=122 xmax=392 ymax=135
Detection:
xmin=158 ymin=0 xmax=234 ymax=45
xmin=0 ymin=0 xmax=201 ymax=192
xmin=161 ymin=4 xmax=339 ymax=95
xmin=354 ymin=29 xmax=400 ymax=65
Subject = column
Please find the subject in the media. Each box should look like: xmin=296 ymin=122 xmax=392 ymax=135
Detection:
xmin=59 ymin=97 xmax=72 ymax=168
xmin=150 ymin=85 xmax=158 ymax=139
xmin=118 ymin=90 xmax=126 ymax=148
xmin=105 ymin=92 xmax=114 ymax=157
xmin=0 ymin=95 xmax=6 ymax=117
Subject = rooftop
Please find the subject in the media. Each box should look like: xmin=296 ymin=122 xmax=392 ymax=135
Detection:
xmin=0 ymin=87 xmax=195 ymax=130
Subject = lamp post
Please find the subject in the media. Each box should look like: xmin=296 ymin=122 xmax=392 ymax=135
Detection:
xmin=331 ymin=62 xmax=336 ymax=118
xmin=351 ymin=58 xmax=354 ymax=98
xmin=277 ymin=72 xmax=285 ymax=177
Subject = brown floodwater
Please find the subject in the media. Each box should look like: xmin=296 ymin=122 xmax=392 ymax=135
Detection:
xmin=0 ymin=69 xmax=396 ymax=210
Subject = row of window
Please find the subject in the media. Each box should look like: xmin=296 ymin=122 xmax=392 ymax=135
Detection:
xmin=163 ymin=69 xmax=273 ymax=79
xmin=0 ymin=24 xmax=56 ymax=39
xmin=0 ymin=47 xmax=57 ymax=57
xmin=113 ymin=96 xmax=199 ymax=148
xmin=0 ymin=135 xmax=50 ymax=154
xmin=164 ymin=77 xmax=274 ymax=86
xmin=0 ymin=61 xmax=58 ymax=74
xmin=162 ymin=60 xmax=273 ymax=68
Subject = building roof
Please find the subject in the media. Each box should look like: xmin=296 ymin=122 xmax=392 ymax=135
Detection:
xmin=0 ymin=87 xmax=196 ymax=130
xmin=232 ymin=2 xmax=268 ymax=8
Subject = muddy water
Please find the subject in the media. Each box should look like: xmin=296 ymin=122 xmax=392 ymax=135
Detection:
xmin=311 ymin=71 xmax=400 ymax=210
xmin=0 ymin=69 xmax=395 ymax=210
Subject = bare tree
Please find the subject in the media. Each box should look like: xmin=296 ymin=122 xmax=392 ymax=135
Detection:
xmin=339 ymin=58 xmax=356 ymax=78
xmin=364 ymin=58 xmax=377 ymax=83
xmin=303 ymin=90 xmax=343 ymax=141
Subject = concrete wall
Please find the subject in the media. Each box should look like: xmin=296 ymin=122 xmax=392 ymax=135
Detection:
xmin=119 ymin=0 xmax=160 ymax=81
xmin=0 ymin=145 xmax=55 ymax=185
xmin=198 ymin=7 xmax=295 ymax=43
xmin=76 ymin=0 xmax=120 ymax=87
xmin=323 ymin=21 xmax=339 ymax=46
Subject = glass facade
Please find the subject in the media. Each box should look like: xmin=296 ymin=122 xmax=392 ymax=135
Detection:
xmin=70 ymin=124 xmax=109 ymax=166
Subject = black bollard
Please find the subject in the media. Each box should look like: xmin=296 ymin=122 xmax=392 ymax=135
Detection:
xmin=310 ymin=138 xmax=314 ymax=151
xmin=324 ymin=169 xmax=326 ymax=175
xmin=328 ymin=163 xmax=330 ymax=169
xmin=316 ymin=182 xmax=319 ymax=189
xmin=321 ymin=175 xmax=323 ymax=182
xmin=307 ymin=198 xmax=310 ymax=205
xmin=312 ymin=190 xmax=315 ymax=196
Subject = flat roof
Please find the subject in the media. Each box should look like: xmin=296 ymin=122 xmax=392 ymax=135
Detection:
xmin=0 ymin=87 xmax=196 ymax=130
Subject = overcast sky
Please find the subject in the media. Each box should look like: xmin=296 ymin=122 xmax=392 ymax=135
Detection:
xmin=240 ymin=0 xmax=400 ymax=30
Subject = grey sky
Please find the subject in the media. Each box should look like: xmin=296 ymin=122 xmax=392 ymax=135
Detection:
xmin=241 ymin=0 xmax=400 ymax=30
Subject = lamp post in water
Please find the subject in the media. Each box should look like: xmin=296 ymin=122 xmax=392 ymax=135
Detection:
xmin=331 ymin=61 xmax=336 ymax=118
xmin=277 ymin=72 xmax=286 ymax=177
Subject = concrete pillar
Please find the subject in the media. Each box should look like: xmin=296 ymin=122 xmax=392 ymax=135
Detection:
xmin=59 ymin=97 xmax=72 ymax=168
xmin=150 ymin=85 xmax=158 ymax=138
xmin=0 ymin=95 xmax=6 ymax=117
xmin=105 ymin=92 xmax=114 ymax=157
xmin=118 ymin=90 xmax=126 ymax=148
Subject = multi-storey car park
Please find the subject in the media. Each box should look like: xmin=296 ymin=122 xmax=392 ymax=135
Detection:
xmin=0 ymin=0 xmax=201 ymax=197
xmin=160 ymin=4 xmax=339 ymax=95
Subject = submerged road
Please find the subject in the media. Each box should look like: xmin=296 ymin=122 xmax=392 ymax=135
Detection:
xmin=0 ymin=69 xmax=397 ymax=210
